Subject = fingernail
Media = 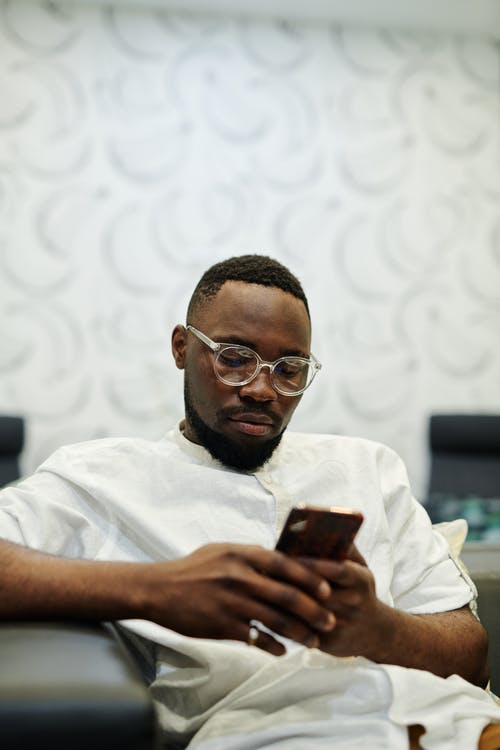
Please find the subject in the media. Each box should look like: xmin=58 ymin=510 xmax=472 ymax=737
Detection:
xmin=321 ymin=612 xmax=335 ymax=631
xmin=317 ymin=580 xmax=331 ymax=599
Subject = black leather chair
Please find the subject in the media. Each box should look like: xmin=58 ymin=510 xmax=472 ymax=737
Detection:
xmin=0 ymin=622 xmax=157 ymax=749
xmin=0 ymin=416 xmax=24 ymax=488
xmin=426 ymin=413 xmax=500 ymax=539
xmin=426 ymin=414 xmax=500 ymax=695
xmin=475 ymin=574 xmax=500 ymax=695
xmin=428 ymin=414 xmax=500 ymax=498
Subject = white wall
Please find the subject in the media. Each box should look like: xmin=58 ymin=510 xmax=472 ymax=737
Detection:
xmin=0 ymin=0 xmax=499 ymax=496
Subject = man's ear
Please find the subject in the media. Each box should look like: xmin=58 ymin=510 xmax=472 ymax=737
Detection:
xmin=171 ymin=324 xmax=188 ymax=370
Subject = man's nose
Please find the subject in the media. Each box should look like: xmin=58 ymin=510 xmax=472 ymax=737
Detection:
xmin=238 ymin=366 xmax=277 ymax=401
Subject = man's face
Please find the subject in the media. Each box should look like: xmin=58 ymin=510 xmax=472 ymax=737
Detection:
xmin=172 ymin=280 xmax=312 ymax=471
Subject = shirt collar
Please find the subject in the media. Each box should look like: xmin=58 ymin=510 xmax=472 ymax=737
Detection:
xmin=169 ymin=420 xmax=287 ymax=474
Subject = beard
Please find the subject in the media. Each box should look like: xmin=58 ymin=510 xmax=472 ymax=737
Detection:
xmin=184 ymin=379 xmax=285 ymax=472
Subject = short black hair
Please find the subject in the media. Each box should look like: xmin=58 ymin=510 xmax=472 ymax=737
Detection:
xmin=186 ymin=254 xmax=310 ymax=322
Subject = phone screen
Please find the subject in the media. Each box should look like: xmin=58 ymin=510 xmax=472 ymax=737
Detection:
xmin=276 ymin=505 xmax=363 ymax=560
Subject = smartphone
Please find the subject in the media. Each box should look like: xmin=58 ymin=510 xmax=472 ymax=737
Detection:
xmin=276 ymin=505 xmax=363 ymax=560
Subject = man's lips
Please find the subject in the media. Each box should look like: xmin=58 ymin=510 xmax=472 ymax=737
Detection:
xmin=227 ymin=413 xmax=276 ymax=437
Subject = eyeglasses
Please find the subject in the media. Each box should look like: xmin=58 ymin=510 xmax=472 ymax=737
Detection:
xmin=186 ymin=325 xmax=321 ymax=397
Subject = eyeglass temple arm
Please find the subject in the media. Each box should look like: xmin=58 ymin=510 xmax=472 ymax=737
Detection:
xmin=186 ymin=325 xmax=220 ymax=352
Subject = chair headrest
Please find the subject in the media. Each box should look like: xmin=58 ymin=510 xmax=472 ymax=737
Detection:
xmin=430 ymin=415 xmax=500 ymax=454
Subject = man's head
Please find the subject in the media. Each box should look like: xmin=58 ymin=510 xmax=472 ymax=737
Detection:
xmin=172 ymin=255 xmax=316 ymax=472
xmin=186 ymin=255 xmax=310 ymax=323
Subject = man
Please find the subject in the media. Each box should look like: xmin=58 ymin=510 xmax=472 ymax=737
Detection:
xmin=0 ymin=255 xmax=498 ymax=749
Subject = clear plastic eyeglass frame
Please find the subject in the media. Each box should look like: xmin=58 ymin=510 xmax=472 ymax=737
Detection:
xmin=186 ymin=324 xmax=322 ymax=397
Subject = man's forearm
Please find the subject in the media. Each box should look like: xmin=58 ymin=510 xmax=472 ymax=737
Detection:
xmin=0 ymin=540 xmax=147 ymax=621
xmin=364 ymin=603 xmax=489 ymax=687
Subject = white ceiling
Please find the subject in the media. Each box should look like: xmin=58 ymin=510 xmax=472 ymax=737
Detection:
xmin=70 ymin=0 xmax=500 ymax=38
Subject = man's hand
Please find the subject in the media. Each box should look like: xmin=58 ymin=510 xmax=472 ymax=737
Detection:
xmin=300 ymin=545 xmax=489 ymax=687
xmin=139 ymin=543 xmax=336 ymax=655
xmin=299 ymin=546 xmax=387 ymax=658
xmin=0 ymin=540 xmax=336 ymax=657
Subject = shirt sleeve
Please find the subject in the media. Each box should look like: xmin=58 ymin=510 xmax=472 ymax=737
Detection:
xmin=378 ymin=446 xmax=474 ymax=614
xmin=0 ymin=465 xmax=114 ymax=559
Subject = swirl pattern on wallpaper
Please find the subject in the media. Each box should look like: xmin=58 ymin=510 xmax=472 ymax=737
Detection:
xmin=1 ymin=0 xmax=80 ymax=52
xmin=0 ymin=0 xmax=499 ymax=497
xmin=4 ymin=59 xmax=89 ymax=178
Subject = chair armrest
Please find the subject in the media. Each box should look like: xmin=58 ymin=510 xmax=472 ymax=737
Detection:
xmin=0 ymin=621 xmax=157 ymax=750
xmin=473 ymin=574 xmax=500 ymax=696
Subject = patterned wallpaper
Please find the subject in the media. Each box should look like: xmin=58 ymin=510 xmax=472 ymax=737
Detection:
xmin=0 ymin=0 xmax=499 ymax=497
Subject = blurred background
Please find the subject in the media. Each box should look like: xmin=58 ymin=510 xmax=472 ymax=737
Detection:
xmin=0 ymin=0 xmax=498 ymax=500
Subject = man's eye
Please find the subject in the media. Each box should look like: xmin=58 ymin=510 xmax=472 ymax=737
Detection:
xmin=220 ymin=349 xmax=254 ymax=367
xmin=275 ymin=360 xmax=304 ymax=377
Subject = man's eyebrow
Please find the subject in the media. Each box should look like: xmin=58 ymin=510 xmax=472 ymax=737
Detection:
xmin=218 ymin=334 xmax=256 ymax=348
xmin=217 ymin=335 xmax=309 ymax=359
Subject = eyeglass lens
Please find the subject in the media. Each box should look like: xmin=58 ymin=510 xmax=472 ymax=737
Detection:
xmin=215 ymin=347 xmax=312 ymax=394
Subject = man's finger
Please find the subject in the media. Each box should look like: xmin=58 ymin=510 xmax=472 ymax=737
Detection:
xmin=345 ymin=543 xmax=367 ymax=566
xmin=244 ymin=546 xmax=333 ymax=601
xmin=298 ymin=557 xmax=368 ymax=588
